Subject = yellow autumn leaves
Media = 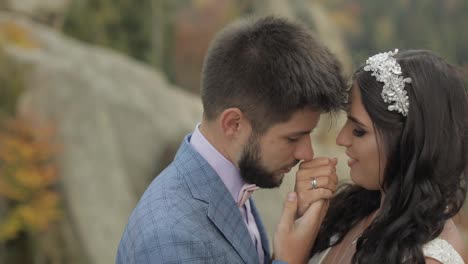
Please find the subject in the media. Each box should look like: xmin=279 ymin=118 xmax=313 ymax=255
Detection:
xmin=0 ymin=118 xmax=61 ymax=241
xmin=0 ymin=21 xmax=40 ymax=49
xmin=0 ymin=19 xmax=58 ymax=242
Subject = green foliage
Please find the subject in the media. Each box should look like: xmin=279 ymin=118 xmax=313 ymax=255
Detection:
xmin=63 ymin=0 xmax=154 ymax=62
xmin=322 ymin=0 xmax=468 ymax=70
xmin=62 ymin=0 xmax=468 ymax=87
xmin=63 ymin=0 xmax=187 ymax=68
xmin=0 ymin=48 xmax=26 ymax=118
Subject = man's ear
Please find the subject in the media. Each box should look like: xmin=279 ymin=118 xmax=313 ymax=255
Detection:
xmin=219 ymin=108 xmax=250 ymax=138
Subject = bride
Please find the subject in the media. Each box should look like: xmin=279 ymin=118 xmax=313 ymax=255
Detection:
xmin=276 ymin=49 xmax=467 ymax=264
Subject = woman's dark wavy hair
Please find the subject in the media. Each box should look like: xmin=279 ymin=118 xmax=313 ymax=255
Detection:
xmin=311 ymin=50 xmax=468 ymax=263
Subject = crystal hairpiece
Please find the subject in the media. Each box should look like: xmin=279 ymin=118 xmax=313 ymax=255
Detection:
xmin=364 ymin=49 xmax=412 ymax=116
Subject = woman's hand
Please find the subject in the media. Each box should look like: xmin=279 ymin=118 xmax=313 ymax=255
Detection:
xmin=295 ymin=157 xmax=338 ymax=217
xmin=273 ymin=192 xmax=329 ymax=264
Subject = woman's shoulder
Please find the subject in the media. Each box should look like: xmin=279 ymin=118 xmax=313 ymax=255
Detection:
xmin=423 ymin=219 xmax=465 ymax=264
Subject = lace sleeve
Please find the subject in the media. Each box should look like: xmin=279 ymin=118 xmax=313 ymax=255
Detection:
xmin=423 ymin=238 xmax=464 ymax=264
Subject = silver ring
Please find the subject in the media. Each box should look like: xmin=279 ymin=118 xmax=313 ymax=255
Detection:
xmin=311 ymin=178 xmax=318 ymax=189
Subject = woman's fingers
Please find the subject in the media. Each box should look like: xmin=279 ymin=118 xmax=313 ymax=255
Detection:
xmin=299 ymin=157 xmax=337 ymax=169
xmin=294 ymin=157 xmax=339 ymax=217
xmin=296 ymin=174 xmax=338 ymax=193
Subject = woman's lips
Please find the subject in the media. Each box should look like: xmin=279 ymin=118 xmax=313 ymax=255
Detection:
xmin=346 ymin=152 xmax=358 ymax=167
xmin=347 ymin=158 xmax=357 ymax=167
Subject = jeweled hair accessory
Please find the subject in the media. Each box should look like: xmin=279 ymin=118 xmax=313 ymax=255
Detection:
xmin=364 ymin=49 xmax=412 ymax=116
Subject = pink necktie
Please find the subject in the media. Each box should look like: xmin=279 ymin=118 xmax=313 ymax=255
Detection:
xmin=237 ymin=184 xmax=259 ymax=207
xmin=237 ymin=184 xmax=264 ymax=264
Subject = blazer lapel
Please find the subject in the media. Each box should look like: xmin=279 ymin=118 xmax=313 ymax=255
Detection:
xmin=207 ymin=192 xmax=259 ymax=264
xmin=175 ymin=135 xmax=259 ymax=263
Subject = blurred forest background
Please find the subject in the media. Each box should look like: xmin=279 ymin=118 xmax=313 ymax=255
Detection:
xmin=0 ymin=0 xmax=467 ymax=263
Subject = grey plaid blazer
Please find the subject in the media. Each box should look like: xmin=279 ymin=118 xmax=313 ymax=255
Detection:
xmin=116 ymin=134 xmax=281 ymax=264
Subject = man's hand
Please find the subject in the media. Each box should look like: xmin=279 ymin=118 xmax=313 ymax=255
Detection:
xmin=295 ymin=157 xmax=338 ymax=217
xmin=273 ymin=192 xmax=329 ymax=264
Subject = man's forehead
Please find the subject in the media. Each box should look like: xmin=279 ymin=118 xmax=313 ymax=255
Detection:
xmin=266 ymin=112 xmax=320 ymax=135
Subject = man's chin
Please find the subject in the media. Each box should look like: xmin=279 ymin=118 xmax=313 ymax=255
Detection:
xmin=239 ymin=164 xmax=283 ymax=188
xmin=256 ymin=182 xmax=281 ymax=189
xmin=257 ymin=174 xmax=283 ymax=189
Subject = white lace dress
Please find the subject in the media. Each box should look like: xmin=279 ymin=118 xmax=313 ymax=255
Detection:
xmin=423 ymin=238 xmax=464 ymax=264
xmin=309 ymin=238 xmax=464 ymax=264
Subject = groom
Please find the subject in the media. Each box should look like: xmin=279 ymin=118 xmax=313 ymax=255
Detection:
xmin=117 ymin=16 xmax=345 ymax=264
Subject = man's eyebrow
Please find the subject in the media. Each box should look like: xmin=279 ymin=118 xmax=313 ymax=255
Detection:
xmin=287 ymin=130 xmax=313 ymax=137
xmin=348 ymin=115 xmax=367 ymax=128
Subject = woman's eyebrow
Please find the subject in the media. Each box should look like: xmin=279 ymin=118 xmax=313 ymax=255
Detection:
xmin=348 ymin=115 xmax=367 ymax=129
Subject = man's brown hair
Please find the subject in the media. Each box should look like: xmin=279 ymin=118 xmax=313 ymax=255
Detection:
xmin=201 ymin=16 xmax=346 ymax=133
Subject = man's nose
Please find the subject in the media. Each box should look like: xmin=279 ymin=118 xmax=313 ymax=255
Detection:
xmin=295 ymin=136 xmax=314 ymax=161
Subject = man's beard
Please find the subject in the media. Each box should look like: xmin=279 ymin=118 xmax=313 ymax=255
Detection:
xmin=238 ymin=135 xmax=282 ymax=189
